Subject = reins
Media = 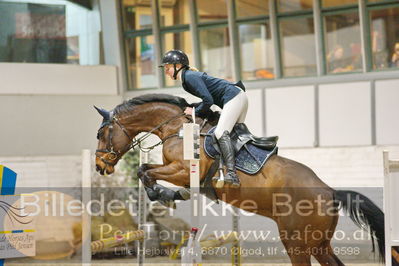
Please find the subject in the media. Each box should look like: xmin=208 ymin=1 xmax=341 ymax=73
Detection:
xmin=96 ymin=112 xmax=186 ymax=165
xmin=96 ymin=108 xmax=210 ymax=166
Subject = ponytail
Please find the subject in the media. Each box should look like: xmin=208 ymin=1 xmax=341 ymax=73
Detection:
xmin=188 ymin=66 xmax=199 ymax=72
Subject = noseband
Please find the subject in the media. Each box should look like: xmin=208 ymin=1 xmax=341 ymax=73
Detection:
xmin=96 ymin=112 xmax=186 ymax=167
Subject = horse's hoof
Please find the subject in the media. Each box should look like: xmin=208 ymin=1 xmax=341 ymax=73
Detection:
xmin=153 ymin=184 xmax=180 ymax=202
xmin=176 ymin=188 xmax=191 ymax=200
xmin=145 ymin=187 xmax=159 ymax=201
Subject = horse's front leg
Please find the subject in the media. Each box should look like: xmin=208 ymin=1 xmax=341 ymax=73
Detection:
xmin=137 ymin=163 xmax=164 ymax=201
xmin=138 ymin=161 xmax=189 ymax=202
xmin=137 ymin=163 xmax=162 ymax=186
xmin=144 ymin=160 xmax=189 ymax=187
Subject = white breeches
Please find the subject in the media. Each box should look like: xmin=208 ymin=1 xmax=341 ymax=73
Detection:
xmin=214 ymin=90 xmax=248 ymax=139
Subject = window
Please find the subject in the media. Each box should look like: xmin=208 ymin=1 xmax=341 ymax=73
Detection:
xmin=159 ymin=1 xmax=192 ymax=87
xmin=122 ymin=0 xmax=193 ymax=89
xmin=125 ymin=36 xmax=157 ymax=89
xmin=236 ymin=0 xmax=273 ymax=81
xmin=0 ymin=0 xmax=101 ymax=65
xmin=122 ymin=1 xmax=152 ymax=30
xmin=122 ymin=0 xmax=156 ymax=89
xmin=239 ymin=22 xmax=274 ymax=80
xmin=236 ymin=0 xmax=269 ymax=18
xmin=369 ymin=7 xmax=399 ymax=70
xmin=161 ymin=31 xmax=193 ymax=87
xmin=120 ymin=0 xmax=399 ymax=89
xmin=277 ymin=0 xmax=312 ymax=13
xmin=196 ymin=0 xmax=228 ymax=22
xmin=324 ymin=11 xmax=362 ymax=74
xmin=280 ymin=17 xmax=317 ymax=77
xmin=199 ymin=27 xmax=232 ymax=80
xmin=276 ymin=0 xmax=316 ymax=77
xmin=367 ymin=0 xmax=392 ymax=3
xmin=160 ymin=0 xmax=190 ymax=26
xmin=322 ymin=0 xmax=357 ymax=8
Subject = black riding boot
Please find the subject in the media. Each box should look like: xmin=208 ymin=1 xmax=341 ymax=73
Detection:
xmin=217 ymin=130 xmax=240 ymax=188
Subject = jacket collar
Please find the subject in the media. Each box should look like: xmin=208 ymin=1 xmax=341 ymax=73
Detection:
xmin=181 ymin=68 xmax=188 ymax=84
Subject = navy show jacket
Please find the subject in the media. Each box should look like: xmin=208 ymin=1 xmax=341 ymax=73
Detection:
xmin=182 ymin=69 xmax=242 ymax=117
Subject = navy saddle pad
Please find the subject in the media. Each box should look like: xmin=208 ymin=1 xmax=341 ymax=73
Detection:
xmin=204 ymin=127 xmax=278 ymax=175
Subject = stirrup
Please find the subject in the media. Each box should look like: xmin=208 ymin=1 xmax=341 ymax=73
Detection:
xmin=212 ymin=158 xmax=226 ymax=188
xmin=212 ymin=167 xmax=226 ymax=188
xmin=212 ymin=169 xmax=241 ymax=188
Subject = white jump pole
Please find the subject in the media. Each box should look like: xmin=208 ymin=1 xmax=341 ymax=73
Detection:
xmin=182 ymin=110 xmax=202 ymax=266
xmin=232 ymin=208 xmax=241 ymax=266
xmin=82 ymin=149 xmax=92 ymax=266
xmin=138 ymin=151 xmax=149 ymax=265
xmin=383 ymin=151 xmax=399 ymax=266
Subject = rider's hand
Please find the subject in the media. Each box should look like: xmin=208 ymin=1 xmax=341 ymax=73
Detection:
xmin=184 ymin=107 xmax=193 ymax=115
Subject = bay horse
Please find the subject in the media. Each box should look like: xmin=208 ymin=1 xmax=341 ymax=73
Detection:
xmin=94 ymin=94 xmax=385 ymax=266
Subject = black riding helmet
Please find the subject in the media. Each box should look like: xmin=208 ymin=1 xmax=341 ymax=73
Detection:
xmin=159 ymin=50 xmax=189 ymax=80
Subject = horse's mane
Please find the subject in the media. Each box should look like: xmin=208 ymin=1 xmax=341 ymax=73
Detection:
xmin=113 ymin=93 xmax=220 ymax=123
xmin=113 ymin=94 xmax=190 ymax=115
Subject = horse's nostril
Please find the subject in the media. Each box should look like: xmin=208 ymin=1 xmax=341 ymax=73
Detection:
xmin=96 ymin=165 xmax=101 ymax=172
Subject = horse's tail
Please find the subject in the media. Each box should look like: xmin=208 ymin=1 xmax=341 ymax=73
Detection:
xmin=334 ymin=190 xmax=385 ymax=262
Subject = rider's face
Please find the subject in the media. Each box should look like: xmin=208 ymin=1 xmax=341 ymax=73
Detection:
xmin=164 ymin=64 xmax=182 ymax=79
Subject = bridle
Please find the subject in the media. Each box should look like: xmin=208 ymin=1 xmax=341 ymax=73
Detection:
xmin=96 ymin=112 xmax=186 ymax=166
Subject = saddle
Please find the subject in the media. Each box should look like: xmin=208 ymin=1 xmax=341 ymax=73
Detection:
xmin=208 ymin=123 xmax=278 ymax=155
xmin=230 ymin=123 xmax=278 ymax=152
xmin=203 ymin=123 xmax=278 ymax=175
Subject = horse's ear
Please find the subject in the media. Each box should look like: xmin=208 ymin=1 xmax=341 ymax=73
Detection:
xmin=94 ymin=105 xmax=110 ymax=120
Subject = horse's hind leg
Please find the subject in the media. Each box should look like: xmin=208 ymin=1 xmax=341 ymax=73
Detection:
xmin=279 ymin=233 xmax=311 ymax=266
xmin=283 ymin=243 xmax=312 ymax=266
xmin=313 ymin=241 xmax=344 ymax=266
xmin=312 ymin=208 xmax=344 ymax=266
xmin=290 ymin=255 xmax=312 ymax=266
xmin=288 ymin=254 xmax=311 ymax=266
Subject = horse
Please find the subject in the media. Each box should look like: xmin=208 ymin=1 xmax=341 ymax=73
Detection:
xmin=94 ymin=94 xmax=385 ymax=266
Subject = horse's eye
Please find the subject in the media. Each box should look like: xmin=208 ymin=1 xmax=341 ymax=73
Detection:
xmin=97 ymin=129 xmax=104 ymax=140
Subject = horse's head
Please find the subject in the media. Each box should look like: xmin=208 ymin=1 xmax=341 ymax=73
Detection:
xmin=94 ymin=94 xmax=202 ymax=175
xmin=94 ymin=106 xmax=134 ymax=175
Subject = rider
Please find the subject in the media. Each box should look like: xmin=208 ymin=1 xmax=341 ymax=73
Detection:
xmin=159 ymin=50 xmax=248 ymax=188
